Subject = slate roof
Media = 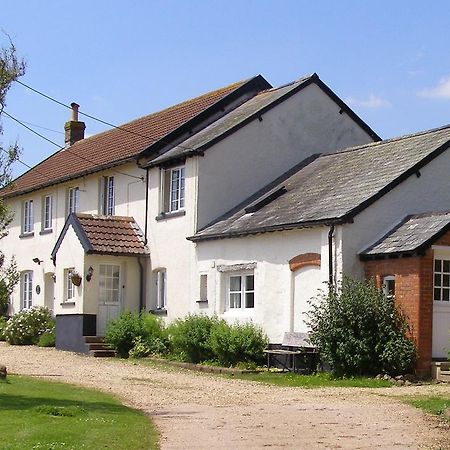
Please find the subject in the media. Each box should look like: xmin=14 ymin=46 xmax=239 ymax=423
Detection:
xmin=148 ymin=74 xmax=381 ymax=166
xmin=1 ymin=78 xmax=255 ymax=198
xmin=190 ymin=124 xmax=450 ymax=241
xmin=360 ymin=211 xmax=450 ymax=258
xmin=51 ymin=213 xmax=149 ymax=259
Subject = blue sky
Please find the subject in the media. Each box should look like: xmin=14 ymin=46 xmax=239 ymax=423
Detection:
xmin=2 ymin=1 xmax=450 ymax=177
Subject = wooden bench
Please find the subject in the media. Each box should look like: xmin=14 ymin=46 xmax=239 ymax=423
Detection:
xmin=264 ymin=332 xmax=318 ymax=373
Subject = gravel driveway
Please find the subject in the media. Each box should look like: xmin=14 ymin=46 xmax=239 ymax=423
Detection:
xmin=1 ymin=343 xmax=449 ymax=449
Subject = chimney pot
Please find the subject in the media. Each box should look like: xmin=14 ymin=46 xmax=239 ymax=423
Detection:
xmin=64 ymin=101 xmax=85 ymax=146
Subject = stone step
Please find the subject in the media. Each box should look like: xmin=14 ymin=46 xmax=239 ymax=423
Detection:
xmin=89 ymin=349 xmax=116 ymax=358
xmin=87 ymin=343 xmax=114 ymax=351
xmin=84 ymin=336 xmax=105 ymax=344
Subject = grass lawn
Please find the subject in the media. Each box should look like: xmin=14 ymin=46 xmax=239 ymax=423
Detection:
xmin=404 ymin=395 xmax=450 ymax=421
xmin=0 ymin=375 xmax=159 ymax=450
xmin=229 ymin=371 xmax=393 ymax=388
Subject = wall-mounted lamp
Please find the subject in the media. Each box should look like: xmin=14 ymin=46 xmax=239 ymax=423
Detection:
xmin=86 ymin=266 xmax=94 ymax=282
xmin=32 ymin=258 xmax=44 ymax=265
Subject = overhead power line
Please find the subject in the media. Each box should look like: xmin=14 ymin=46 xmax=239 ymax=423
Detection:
xmin=2 ymin=110 xmax=144 ymax=181
xmin=15 ymin=79 xmax=196 ymax=152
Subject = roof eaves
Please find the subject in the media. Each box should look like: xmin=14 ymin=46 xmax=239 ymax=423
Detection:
xmin=188 ymin=217 xmax=344 ymax=242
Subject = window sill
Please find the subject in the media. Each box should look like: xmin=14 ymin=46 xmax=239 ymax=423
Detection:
xmin=155 ymin=210 xmax=186 ymax=221
xmin=60 ymin=301 xmax=75 ymax=306
xmin=39 ymin=229 xmax=53 ymax=235
xmin=196 ymin=300 xmax=208 ymax=304
xmin=19 ymin=232 xmax=34 ymax=239
xmin=150 ymin=308 xmax=167 ymax=316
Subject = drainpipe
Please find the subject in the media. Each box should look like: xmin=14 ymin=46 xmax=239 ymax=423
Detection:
xmin=144 ymin=167 xmax=149 ymax=245
xmin=328 ymin=224 xmax=335 ymax=286
xmin=138 ymin=257 xmax=145 ymax=312
xmin=138 ymin=167 xmax=149 ymax=312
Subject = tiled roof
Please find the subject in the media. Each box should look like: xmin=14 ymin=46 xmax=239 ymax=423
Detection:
xmin=2 ymin=79 xmax=250 ymax=198
xmin=51 ymin=213 xmax=149 ymax=258
xmin=190 ymin=124 xmax=450 ymax=241
xmin=361 ymin=211 xmax=450 ymax=258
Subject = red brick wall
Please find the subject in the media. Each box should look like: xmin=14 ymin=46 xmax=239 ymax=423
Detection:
xmin=364 ymin=256 xmax=432 ymax=376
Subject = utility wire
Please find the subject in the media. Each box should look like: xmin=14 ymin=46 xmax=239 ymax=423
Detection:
xmin=2 ymin=110 xmax=144 ymax=181
xmin=15 ymin=79 xmax=197 ymax=152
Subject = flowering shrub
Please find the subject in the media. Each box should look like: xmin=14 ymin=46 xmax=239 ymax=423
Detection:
xmin=0 ymin=316 xmax=6 ymax=341
xmin=4 ymin=306 xmax=55 ymax=345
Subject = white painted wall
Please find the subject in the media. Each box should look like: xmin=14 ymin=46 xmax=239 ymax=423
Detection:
xmin=3 ymin=161 xmax=147 ymax=314
xmin=197 ymin=83 xmax=375 ymax=229
xmin=194 ymin=227 xmax=333 ymax=342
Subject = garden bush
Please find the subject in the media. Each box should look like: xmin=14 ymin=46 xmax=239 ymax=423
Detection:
xmin=308 ymin=276 xmax=416 ymax=377
xmin=4 ymin=306 xmax=54 ymax=345
xmin=0 ymin=316 xmax=7 ymax=341
xmin=209 ymin=321 xmax=268 ymax=367
xmin=38 ymin=330 xmax=56 ymax=347
xmin=105 ymin=311 xmax=167 ymax=358
xmin=167 ymin=314 xmax=220 ymax=363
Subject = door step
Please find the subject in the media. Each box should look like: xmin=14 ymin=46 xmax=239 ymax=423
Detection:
xmin=84 ymin=336 xmax=116 ymax=357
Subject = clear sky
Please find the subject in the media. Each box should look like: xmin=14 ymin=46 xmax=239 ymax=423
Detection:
xmin=2 ymin=1 xmax=450 ymax=177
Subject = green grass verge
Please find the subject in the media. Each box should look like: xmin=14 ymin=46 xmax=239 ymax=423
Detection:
xmin=0 ymin=375 xmax=159 ymax=450
xmin=405 ymin=395 xmax=450 ymax=420
xmin=229 ymin=371 xmax=393 ymax=388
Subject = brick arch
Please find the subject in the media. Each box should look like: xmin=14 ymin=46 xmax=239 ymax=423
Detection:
xmin=289 ymin=253 xmax=321 ymax=272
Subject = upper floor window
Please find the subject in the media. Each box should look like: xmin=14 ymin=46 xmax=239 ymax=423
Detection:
xmin=434 ymin=259 xmax=450 ymax=301
xmin=22 ymin=200 xmax=34 ymax=234
xmin=100 ymin=176 xmax=115 ymax=216
xmin=161 ymin=166 xmax=185 ymax=213
xmin=42 ymin=195 xmax=53 ymax=231
xmin=228 ymin=273 xmax=254 ymax=310
xmin=21 ymin=271 xmax=33 ymax=309
xmin=67 ymin=187 xmax=80 ymax=215
xmin=382 ymin=275 xmax=395 ymax=299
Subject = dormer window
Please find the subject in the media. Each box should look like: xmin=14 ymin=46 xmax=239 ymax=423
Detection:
xmin=161 ymin=166 xmax=185 ymax=213
xmin=100 ymin=176 xmax=115 ymax=216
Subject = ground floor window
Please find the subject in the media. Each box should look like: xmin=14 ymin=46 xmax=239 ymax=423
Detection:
xmin=382 ymin=275 xmax=395 ymax=298
xmin=228 ymin=273 xmax=254 ymax=309
xmin=99 ymin=264 xmax=120 ymax=304
xmin=434 ymin=259 xmax=450 ymax=301
xmin=155 ymin=269 xmax=167 ymax=309
xmin=21 ymin=271 xmax=33 ymax=309
xmin=65 ymin=268 xmax=75 ymax=301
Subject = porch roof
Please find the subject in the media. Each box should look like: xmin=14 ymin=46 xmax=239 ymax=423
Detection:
xmin=360 ymin=211 xmax=450 ymax=259
xmin=51 ymin=213 xmax=149 ymax=260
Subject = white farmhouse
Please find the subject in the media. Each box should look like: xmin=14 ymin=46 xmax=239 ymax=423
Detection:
xmin=1 ymin=74 xmax=381 ymax=353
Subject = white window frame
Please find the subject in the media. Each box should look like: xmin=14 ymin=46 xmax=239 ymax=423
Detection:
xmin=227 ymin=272 xmax=255 ymax=310
xmin=42 ymin=195 xmax=53 ymax=231
xmin=99 ymin=264 xmax=121 ymax=305
xmin=22 ymin=199 xmax=34 ymax=234
xmin=22 ymin=271 xmax=33 ymax=309
xmin=433 ymin=258 xmax=450 ymax=302
xmin=199 ymin=274 xmax=208 ymax=302
xmin=67 ymin=187 xmax=80 ymax=215
xmin=155 ymin=269 xmax=167 ymax=309
xmin=382 ymin=275 xmax=395 ymax=299
xmin=65 ymin=268 xmax=75 ymax=301
xmin=101 ymin=176 xmax=115 ymax=216
xmin=169 ymin=166 xmax=185 ymax=212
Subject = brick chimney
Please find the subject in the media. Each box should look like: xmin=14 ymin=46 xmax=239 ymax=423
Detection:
xmin=64 ymin=102 xmax=85 ymax=146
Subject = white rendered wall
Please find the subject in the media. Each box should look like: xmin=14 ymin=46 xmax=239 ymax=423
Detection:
xmin=194 ymin=227 xmax=336 ymax=343
xmin=197 ymin=83 xmax=375 ymax=229
xmin=342 ymin=148 xmax=450 ymax=279
xmin=3 ymin=161 xmax=147 ymax=314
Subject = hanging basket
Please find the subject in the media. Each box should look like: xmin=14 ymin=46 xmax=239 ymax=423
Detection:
xmin=70 ymin=272 xmax=82 ymax=287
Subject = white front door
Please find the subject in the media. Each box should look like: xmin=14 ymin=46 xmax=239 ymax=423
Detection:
xmin=97 ymin=264 xmax=121 ymax=336
xmin=293 ymin=266 xmax=322 ymax=333
xmin=433 ymin=301 xmax=450 ymax=358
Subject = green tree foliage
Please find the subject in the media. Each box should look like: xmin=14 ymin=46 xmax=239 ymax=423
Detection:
xmin=0 ymin=36 xmax=25 ymax=316
xmin=308 ymin=276 xmax=416 ymax=377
